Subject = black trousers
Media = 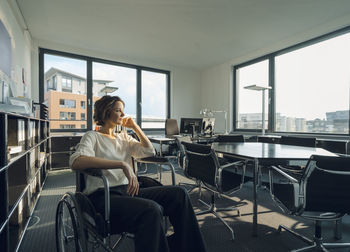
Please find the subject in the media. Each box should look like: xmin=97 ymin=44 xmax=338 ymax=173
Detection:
xmin=88 ymin=185 xmax=207 ymax=252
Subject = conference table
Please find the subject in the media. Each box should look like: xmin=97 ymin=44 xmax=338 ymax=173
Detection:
xmin=211 ymin=142 xmax=337 ymax=236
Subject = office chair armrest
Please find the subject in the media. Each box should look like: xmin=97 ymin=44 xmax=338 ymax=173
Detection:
xmin=220 ymin=160 xmax=245 ymax=169
xmin=270 ymin=165 xmax=299 ymax=183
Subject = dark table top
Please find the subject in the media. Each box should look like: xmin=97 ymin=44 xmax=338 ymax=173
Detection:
xmin=212 ymin=142 xmax=337 ymax=161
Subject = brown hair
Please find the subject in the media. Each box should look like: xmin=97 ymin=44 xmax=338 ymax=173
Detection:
xmin=93 ymin=95 xmax=125 ymax=126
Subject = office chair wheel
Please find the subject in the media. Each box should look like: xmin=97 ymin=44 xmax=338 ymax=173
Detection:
xmin=56 ymin=192 xmax=87 ymax=252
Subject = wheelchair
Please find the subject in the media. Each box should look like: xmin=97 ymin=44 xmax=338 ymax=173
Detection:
xmin=55 ymin=168 xmax=167 ymax=252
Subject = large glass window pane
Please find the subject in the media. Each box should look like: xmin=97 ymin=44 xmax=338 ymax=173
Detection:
xmin=275 ymin=33 xmax=350 ymax=134
xmin=236 ymin=60 xmax=269 ymax=130
xmin=141 ymin=71 xmax=167 ymax=129
xmin=44 ymin=54 xmax=87 ymax=130
xmin=92 ymin=62 xmax=137 ymax=129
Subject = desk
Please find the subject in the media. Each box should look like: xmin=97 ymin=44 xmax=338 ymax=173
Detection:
xmin=211 ymin=142 xmax=337 ymax=236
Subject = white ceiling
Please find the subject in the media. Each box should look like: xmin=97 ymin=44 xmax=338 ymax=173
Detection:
xmin=16 ymin=0 xmax=350 ymax=70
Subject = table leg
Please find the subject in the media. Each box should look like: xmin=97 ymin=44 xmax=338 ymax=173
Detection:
xmin=159 ymin=142 xmax=163 ymax=156
xmin=253 ymin=158 xmax=258 ymax=236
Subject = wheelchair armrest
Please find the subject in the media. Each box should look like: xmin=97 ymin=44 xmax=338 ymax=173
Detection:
xmin=270 ymin=165 xmax=299 ymax=183
xmin=82 ymin=168 xmax=104 ymax=177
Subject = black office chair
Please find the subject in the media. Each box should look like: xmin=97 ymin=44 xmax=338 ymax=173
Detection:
xmin=212 ymin=134 xmax=245 ymax=163
xmin=257 ymin=135 xmax=278 ymax=143
xmin=269 ymin=155 xmax=350 ymax=251
xmin=175 ymin=135 xmax=200 ymax=193
xmin=280 ymin=136 xmax=316 ymax=147
xmin=182 ymin=141 xmax=246 ymax=240
xmin=128 ymin=132 xmax=177 ymax=185
xmin=214 ymin=134 xmax=245 ymax=143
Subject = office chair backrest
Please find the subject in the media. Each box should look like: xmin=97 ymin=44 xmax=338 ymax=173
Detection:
xmin=165 ymin=118 xmax=180 ymax=136
xmin=280 ymin=136 xmax=316 ymax=147
xmin=182 ymin=141 xmax=218 ymax=186
xmin=303 ymin=155 xmax=350 ymax=213
xmin=175 ymin=135 xmax=192 ymax=169
xmin=257 ymin=136 xmax=277 ymax=143
xmin=215 ymin=134 xmax=244 ymax=143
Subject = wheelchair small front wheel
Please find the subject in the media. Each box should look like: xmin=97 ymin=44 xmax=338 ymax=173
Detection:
xmin=56 ymin=193 xmax=87 ymax=252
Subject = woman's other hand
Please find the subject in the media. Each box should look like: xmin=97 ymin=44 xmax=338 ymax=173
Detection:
xmin=122 ymin=162 xmax=139 ymax=196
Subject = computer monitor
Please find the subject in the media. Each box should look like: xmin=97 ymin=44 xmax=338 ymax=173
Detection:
xmin=180 ymin=118 xmax=203 ymax=136
xmin=202 ymin=117 xmax=215 ymax=136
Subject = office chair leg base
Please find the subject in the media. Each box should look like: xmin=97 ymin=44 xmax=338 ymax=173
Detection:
xmin=278 ymin=225 xmax=313 ymax=245
xmin=198 ymin=199 xmax=211 ymax=209
xmin=212 ymin=210 xmax=235 ymax=240
xmin=323 ymin=242 xmax=350 ymax=249
xmin=216 ymin=207 xmax=240 ymax=217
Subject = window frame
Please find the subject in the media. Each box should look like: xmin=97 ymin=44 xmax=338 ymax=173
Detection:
xmin=233 ymin=25 xmax=350 ymax=137
xmin=39 ymin=48 xmax=171 ymax=133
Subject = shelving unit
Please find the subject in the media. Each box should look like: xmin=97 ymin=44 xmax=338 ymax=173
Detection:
xmin=50 ymin=135 xmax=81 ymax=169
xmin=0 ymin=112 xmax=50 ymax=252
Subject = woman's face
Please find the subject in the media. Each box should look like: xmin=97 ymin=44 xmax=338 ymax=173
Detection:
xmin=106 ymin=101 xmax=125 ymax=125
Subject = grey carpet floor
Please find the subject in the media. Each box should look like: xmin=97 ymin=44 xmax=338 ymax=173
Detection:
xmin=19 ymin=163 xmax=350 ymax=252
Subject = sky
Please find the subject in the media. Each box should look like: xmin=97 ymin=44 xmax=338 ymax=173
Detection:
xmin=237 ymin=32 xmax=350 ymax=121
xmin=44 ymin=55 xmax=166 ymax=119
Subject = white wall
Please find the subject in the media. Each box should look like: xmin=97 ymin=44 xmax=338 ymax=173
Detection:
xmin=200 ymin=14 xmax=350 ymax=133
xmin=30 ymin=38 xmax=201 ymax=120
xmin=0 ymin=0 xmax=32 ymax=98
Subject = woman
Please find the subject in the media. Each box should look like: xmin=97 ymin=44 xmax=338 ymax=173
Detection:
xmin=69 ymin=95 xmax=207 ymax=252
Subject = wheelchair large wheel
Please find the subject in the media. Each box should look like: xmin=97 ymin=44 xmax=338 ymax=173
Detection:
xmin=56 ymin=192 xmax=87 ymax=252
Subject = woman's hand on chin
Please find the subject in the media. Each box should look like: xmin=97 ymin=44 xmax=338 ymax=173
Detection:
xmin=121 ymin=117 xmax=137 ymax=130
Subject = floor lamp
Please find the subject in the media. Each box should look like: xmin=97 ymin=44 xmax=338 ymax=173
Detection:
xmin=243 ymin=85 xmax=271 ymax=135
xmin=200 ymin=109 xmax=228 ymax=134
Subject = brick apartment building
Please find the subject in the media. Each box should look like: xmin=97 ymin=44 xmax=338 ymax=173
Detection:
xmin=44 ymin=67 xmax=117 ymax=129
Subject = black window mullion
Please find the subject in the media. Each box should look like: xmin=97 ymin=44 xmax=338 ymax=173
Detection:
xmin=136 ymin=68 xmax=142 ymax=126
xmin=167 ymin=73 xmax=170 ymax=118
xmin=232 ymin=66 xmax=238 ymax=131
xmin=268 ymin=56 xmax=275 ymax=133
xmin=87 ymin=60 xmax=93 ymax=130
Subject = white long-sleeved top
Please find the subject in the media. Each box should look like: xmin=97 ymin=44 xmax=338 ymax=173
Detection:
xmin=69 ymin=130 xmax=155 ymax=195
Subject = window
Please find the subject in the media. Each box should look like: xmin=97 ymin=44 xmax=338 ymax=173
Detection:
xmin=60 ymin=124 xmax=76 ymax=129
xmin=233 ymin=27 xmax=350 ymax=135
xmin=59 ymin=112 xmax=76 ymax=120
xmin=92 ymin=62 xmax=137 ymax=130
xmin=235 ymin=60 xmax=269 ymax=130
xmin=40 ymin=48 xmax=170 ymax=132
xmin=43 ymin=53 xmax=87 ymax=131
xmin=62 ymin=75 xmax=72 ymax=92
xmin=275 ymin=33 xmax=350 ymax=134
xmin=59 ymin=99 xmax=76 ymax=108
xmin=81 ymin=113 xmax=85 ymax=120
xmin=141 ymin=70 xmax=167 ymax=128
